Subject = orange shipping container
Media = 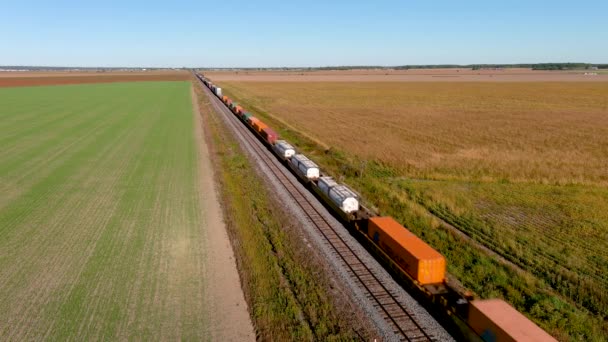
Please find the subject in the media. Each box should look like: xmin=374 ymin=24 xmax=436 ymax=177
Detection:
xmin=248 ymin=116 xmax=260 ymax=126
xmin=222 ymin=95 xmax=228 ymax=103
xmin=367 ymin=217 xmax=445 ymax=285
xmin=235 ymin=105 xmax=243 ymax=114
xmin=253 ymin=120 xmax=268 ymax=133
xmin=468 ymin=299 xmax=556 ymax=342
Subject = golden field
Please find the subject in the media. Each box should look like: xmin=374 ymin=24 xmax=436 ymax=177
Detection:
xmin=220 ymin=82 xmax=608 ymax=185
xmin=218 ymin=80 xmax=608 ymax=340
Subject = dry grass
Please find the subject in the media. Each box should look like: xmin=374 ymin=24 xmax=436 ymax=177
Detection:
xmin=203 ymin=69 xmax=608 ymax=82
xmin=219 ymin=81 xmax=608 ymax=185
xmin=193 ymin=82 xmax=370 ymax=340
xmin=219 ymin=80 xmax=608 ymax=340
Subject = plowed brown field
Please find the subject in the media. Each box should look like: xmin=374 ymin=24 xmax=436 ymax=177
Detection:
xmin=0 ymin=71 xmax=189 ymax=87
xmin=204 ymin=68 xmax=608 ymax=82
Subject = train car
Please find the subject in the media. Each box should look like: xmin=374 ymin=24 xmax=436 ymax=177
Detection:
xmin=196 ymin=75 xmax=557 ymax=342
xmin=234 ymin=109 xmax=243 ymax=118
xmin=312 ymin=177 xmax=360 ymax=221
xmin=242 ymin=112 xmax=253 ymax=123
xmin=289 ymin=154 xmax=320 ymax=182
xmin=247 ymin=116 xmax=259 ymax=127
xmin=252 ymin=120 xmax=268 ymax=134
xmin=216 ymin=87 xmax=222 ymax=97
xmin=366 ymin=217 xmax=445 ymax=286
xmin=261 ymin=127 xmax=279 ymax=145
xmin=272 ymin=140 xmax=296 ymax=161
xmin=468 ymin=299 xmax=556 ymax=342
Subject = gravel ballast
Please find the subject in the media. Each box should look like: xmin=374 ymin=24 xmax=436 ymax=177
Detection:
xmin=203 ymin=86 xmax=454 ymax=341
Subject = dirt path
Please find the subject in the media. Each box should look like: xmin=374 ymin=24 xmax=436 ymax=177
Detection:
xmin=0 ymin=72 xmax=189 ymax=87
xmin=191 ymin=86 xmax=254 ymax=340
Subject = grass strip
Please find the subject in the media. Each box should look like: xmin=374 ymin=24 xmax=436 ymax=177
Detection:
xmin=192 ymin=82 xmax=370 ymax=341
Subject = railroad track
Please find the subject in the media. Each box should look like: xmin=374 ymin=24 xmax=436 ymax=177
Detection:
xmin=197 ymin=78 xmax=436 ymax=341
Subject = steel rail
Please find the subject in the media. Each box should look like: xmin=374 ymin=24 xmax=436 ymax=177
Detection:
xmin=197 ymin=77 xmax=435 ymax=341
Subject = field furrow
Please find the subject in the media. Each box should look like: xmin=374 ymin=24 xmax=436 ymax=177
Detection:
xmin=217 ymin=80 xmax=608 ymax=340
xmin=0 ymin=81 xmax=251 ymax=340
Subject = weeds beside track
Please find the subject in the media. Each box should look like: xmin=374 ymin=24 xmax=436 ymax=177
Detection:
xmin=193 ymin=80 xmax=370 ymax=340
xmin=218 ymin=81 xmax=608 ymax=341
xmin=197 ymin=78 xmax=439 ymax=341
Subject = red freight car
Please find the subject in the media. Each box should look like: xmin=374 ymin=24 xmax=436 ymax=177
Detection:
xmin=261 ymin=127 xmax=279 ymax=145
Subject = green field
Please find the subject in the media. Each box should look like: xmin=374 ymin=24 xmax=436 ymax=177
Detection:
xmin=0 ymin=82 xmax=210 ymax=339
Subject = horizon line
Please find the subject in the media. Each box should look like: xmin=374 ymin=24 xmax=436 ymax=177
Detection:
xmin=1 ymin=62 xmax=606 ymax=70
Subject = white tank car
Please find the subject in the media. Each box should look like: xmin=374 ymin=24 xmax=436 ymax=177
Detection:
xmin=290 ymin=154 xmax=319 ymax=180
xmin=317 ymin=176 xmax=338 ymax=194
xmin=317 ymin=177 xmax=359 ymax=213
xmin=273 ymin=140 xmax=296 ymax=160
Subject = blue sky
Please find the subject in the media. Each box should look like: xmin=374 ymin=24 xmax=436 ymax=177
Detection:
xmin=1 ymin=0 xmax=607 ymax=67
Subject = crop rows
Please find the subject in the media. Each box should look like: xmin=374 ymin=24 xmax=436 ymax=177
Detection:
xmin=0 ymin=82 xmax=211 ymax=340
xmin=218 ymin=80 xmax=608 ymax=340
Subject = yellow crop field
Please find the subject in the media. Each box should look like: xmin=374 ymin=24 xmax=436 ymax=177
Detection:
xmin=221 ymin=82 xmax=608 ymax=184
xmin=219 ymin=80 xmax=608 ymax=340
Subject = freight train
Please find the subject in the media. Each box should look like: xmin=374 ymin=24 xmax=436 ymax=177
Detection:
xmin=195 ymin=73 xmax=556 ymax=342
